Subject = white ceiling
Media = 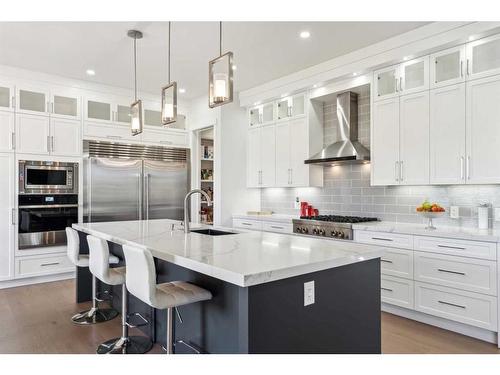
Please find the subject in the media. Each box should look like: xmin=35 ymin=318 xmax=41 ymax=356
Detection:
xmin=0 ymin=22 xmax=429 ymax=99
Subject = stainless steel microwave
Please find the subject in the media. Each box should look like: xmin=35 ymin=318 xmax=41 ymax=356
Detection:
xmin=19 ymin=160 xmax=78 ymax=194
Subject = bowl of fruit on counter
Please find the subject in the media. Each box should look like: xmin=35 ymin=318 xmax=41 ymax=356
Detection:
xmin=416 ymin=200 xmax=446 ymax=229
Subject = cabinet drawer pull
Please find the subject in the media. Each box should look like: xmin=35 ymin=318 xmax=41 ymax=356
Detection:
xmin=381 ymin=287 xmax=393 ymax=292
xmin=241 ymin=223 xmax=252 ymax=226
xmin=160 ymin=140 xmax=173 ymax=144
xmin=437 ymin=244 xmax=466 ymax=250
xmin=380 ymin=259 xmax=393 ymax=263
xmin=372 ymin=237 xmax=394 ymax=242
xmin=41 ymin=262 xmax=60 ymax=267
xmin=106 ymin=135 xmax=123 ymax=139
xmin=438 ymin=268 xmax=466 ymax=276
xmin=270 ymin=226 xmax=284 ymax=229
xmin=11 ymin=132 xmax=15 ymax=150
xmin=438 ymin=300 xmax=466 ymax=309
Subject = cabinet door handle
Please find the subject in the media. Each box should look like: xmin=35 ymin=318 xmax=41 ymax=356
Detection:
xmin=380 ymin=259 xmax=393 ymax=263
xmin=399 ymin=77 xmax=403 ymax=92
xmin=372 ymin=237 xmax=394 ymax=242
xmin=106 ymin=135 xmax=122 ymax=140
xmin=270 ymin=226 xmax=284 ymax=230
xmin=11 ymin=208 xmax=16 ymax=225
xmin=11 ymin=132 xmax=15 ymax=150
xmin=400 ymin=161 xmax=404 ymax=182
xmin=460 ymin=156 xmax=464 ymax=180
xmin=51 ymin=136 xmax=55 ymax=152
xmin=438 ymin=300 xmax=466 ymax=309
xmin=466 ymin=156 xmax=470 ymax=180
xmin=460 ymin=60 xmax=464 ymax=78
xmin=437 ymin=244 xmax=466 ymax=250
xmin=395 ymin=79 xmax=398 ymax=93
xmin=466 ymin=59 xmax=470 ymax=76
xmin=438 ymin=268 xmax=466 ymax=276
xmin=51 ymin=102 xmax=54 ymax=114
xmin=11 ymin=96 xmax=16 ymax=109
xmin=395 ymin=161 xmax=399 ymax=182
xmin=381 ymin=287 xmax=393 ymax=292
xmin=47 ymin=136 xmax=51 ymax=152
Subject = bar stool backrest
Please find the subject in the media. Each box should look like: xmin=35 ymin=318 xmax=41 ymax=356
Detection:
xmin=87 ymin=235 xmax=113 ymax=283
xmin=122 ymin=245 xmax=158 ymax=307
xmin=66 ymin=227 xmax=80 ymax=265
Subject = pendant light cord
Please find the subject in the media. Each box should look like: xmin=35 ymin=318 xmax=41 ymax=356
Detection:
xmin=133 ymin=35 xmax=138 ymax=101
xmin=219 ymin=21 xmax=222 ymax=56
xmin=168 ymin=22 xmax=171 ymax=83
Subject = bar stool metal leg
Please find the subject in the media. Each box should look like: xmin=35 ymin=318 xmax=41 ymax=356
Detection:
xmin=71 ymin=275 xmax=119 ymax=325
xmin=97 ymin=284 xmax=153 ymax=354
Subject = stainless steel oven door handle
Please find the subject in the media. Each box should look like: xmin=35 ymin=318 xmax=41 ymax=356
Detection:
xmin=18 ymin=204 xmax=79 ymax=208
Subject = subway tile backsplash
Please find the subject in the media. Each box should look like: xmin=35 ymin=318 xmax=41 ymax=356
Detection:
xmin=260 ymin=86 xmax=500 ymax=229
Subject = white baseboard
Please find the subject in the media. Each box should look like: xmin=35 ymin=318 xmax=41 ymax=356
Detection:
xmin=382 ymin=303 xmax=498 ymax=345
xmin=0 ymin=272 xmax=75 ymax=290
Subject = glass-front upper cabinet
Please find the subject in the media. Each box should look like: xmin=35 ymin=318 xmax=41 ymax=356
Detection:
xmin=0 ymin=82 xmax=14 ymax=111
xmin=115 ymin=103 xmax=132 ymax=125
xmin=249 ymin=102 xmax=275 ymax=127
xmin=50 ymin=88 xmax=80 ymax=119
xmin=276 ymin=93 xmax=306 ymax=120
xmin=144 ymin=109 xmax=162 ymax=127
xmin=399 ymin=56 xmax=429 ymax=95
xmin=467 ymin=34 xmax=500 ymax=80
xmin=85 ymin=96 xmax=112 ymax=123
xmin=431 ymin=45 xmax=466 ymax=88
xmin=16 ymin=84 xmax=49 ymax=115
xmin=374 ymin=65 xmax=399 ymax=101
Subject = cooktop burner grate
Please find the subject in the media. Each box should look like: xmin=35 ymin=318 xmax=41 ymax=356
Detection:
xmin=299 ymin=215 xmax=379 ymax=224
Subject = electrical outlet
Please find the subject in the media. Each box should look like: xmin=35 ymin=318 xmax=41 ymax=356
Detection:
xmin=304 ymin=281 xmax=315 ymax=306
xmin=294 ymin=197 xmax=300 ymax=210
xmin=450 ymin=206 xmax=460 ymax=219
xmin=495 ymin=207 xmax=500 ymax=222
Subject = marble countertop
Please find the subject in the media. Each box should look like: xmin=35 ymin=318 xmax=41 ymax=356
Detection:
xmin=232 ymin=214 xmax=296 ymax=224
xmin=352 ymin=221 xmax=500 ymax=243
xmin=73 ymin=219 xmax=382 ymax=287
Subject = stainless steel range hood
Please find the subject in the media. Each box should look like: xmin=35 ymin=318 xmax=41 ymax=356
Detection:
xmin=305 ymin=91 xmax=370 ymax=165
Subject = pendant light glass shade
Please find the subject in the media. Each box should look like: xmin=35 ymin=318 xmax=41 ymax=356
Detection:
xmin=209 ymin=23 xmax=234 ymax=108
xmin=161 ymin=81 xmax=177 ymax=125
xmin=161 ymin=22 xmax=178 ymax=126
xmin=131 ymin=99 xmax=143 ymax=136
xmin=128 ymin=29 xmax=143 ymax=136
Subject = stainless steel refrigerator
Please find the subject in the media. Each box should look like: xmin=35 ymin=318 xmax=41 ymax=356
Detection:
xmin=83 ymin=141 xmax=190 ymax=223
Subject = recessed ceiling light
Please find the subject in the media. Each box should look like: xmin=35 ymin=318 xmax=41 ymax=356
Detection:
xmin=403 ymin=56 xmax=410 ymax=61
xmin=352 ymin=72 xmax=358 ymax=76
xmin=179 ymin=88 xmax=186 ymax=94
xmin=300 ymin=31 xmax=310 ymax=39
xmin=232 ymin=64 xmax=237 ymax=70
xmin=86 ymin=69 xmax=95 ymax=76
xmin=313 ymin=84 xmax=318 ymax=88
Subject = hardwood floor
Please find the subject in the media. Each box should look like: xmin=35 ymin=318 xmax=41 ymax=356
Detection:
xmin=0 ymin=279 xmax=498 ymax=354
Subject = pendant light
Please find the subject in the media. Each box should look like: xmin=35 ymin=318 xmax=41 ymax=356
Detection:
xmin=161 ymin=21 xmax=177 ymax=125
xmin=128 ymin=29 xmax=143 ymax=136
xmin=209 ymin=22 xmax=234 ymax=108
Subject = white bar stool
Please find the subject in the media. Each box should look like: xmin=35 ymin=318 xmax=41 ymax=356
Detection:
xmin=122 ymin=244 xmax=213 ymax=354
xmin=66 ymin=227 xmax=119 ymax=325
xmin=87 ymin=235 xmax=153 ymax=354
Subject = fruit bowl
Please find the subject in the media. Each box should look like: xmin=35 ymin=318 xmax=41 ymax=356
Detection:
xmin=416 ymin=200 xmax=445 ymax=229
xmin=418 ymin=211 xmax=445 ymax=229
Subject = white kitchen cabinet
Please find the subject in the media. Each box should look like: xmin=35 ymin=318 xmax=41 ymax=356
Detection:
xmin=399 ymin=56 xmax=429 ymax=95
xmin=15 ymin=113 xmax=50 ymax=154
xmin=430 ymin=83 xmax=466 ymax=184
xmin=276 ymin=93 xmax=306 ymax=121
xmin=374 ymin=64 xmax=399 ymax=100
xmin=466 ymin=33 xmax=500 ymax=81
xmin=50 ymin=88 xmax=81 ymax=120
xmin=84 ymin=121 xmax=138 ymax=143
xmin=275 ymin=121 xmax=290 ymax=186
xmin=141 ymin=128 xmax=188 ymax=147
xmin=16 ymin=84 xmax=50 ymax=115
xmin=0 ymin=111 xmax=15 ymax=153
xmin=115 ymin=101 xmax=132 ymax=125
xmin=371 ymin=98 xmax=400 ymax=185
xmin=430 ymin=45 xmax=466 ymax=88
xmin=289 ymin=117 xmax=310 ymax=186
xmin=85 ymin=96 xmax=113 ymax=123
xmin=260 ymin=125 xmax=276 ymax=187
xmin=247 ymin=127 xmax=262 ymax=187
xmin=399 ymin=91 xmax=429 ymax=185
xmin=0 ymin=81 xmax=15 ymax=111
xmin=249 ymin=102 xmax=275 ymax=127
xmin=0 ymin=153 xmax=14 ymax=281
xmin=466 ymin=75 xmax=500 ymax=184
xmin=50 ymin=118 xmax=82 ymax=156
xmin=247 ymin=125 xmax=276 ymax=187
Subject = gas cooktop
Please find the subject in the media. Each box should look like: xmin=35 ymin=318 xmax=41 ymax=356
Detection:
xmin=293 ymin=215 xmax=379 ymax=240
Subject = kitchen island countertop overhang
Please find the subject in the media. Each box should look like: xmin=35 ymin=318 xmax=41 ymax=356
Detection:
xmin=73 ymin=219 xmax=383 ymax=287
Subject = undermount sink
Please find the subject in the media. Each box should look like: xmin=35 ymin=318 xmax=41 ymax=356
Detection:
xmin=190 ymin=229 xmax=236 ymax=236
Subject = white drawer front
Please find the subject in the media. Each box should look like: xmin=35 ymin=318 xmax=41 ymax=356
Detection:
xmin=261 ymin=221 xmax=292 ymax=234
xmin=415 ymin=281 xmax=497 ymax=330
xmin=380 ymin=248 xmax=413 ymax=279
xmin=84 ymin=122 xmax=136 ymax=142
xmin=381 ymin=275 xmax=414 ymax=309
xmin=141 ymin=129 xmax=188 ymax=147
xmin=414 ymin=251 xmax=497 ymax=296
xmin=233 ymin=219 xmax=262 ymax=231
xmin=414 ymin=236 xmax=496 ymax=260
xmin=16 ymin=254 xmax=74 ymax=278
xmin=354 ymin=230 xmax=413 ymax=249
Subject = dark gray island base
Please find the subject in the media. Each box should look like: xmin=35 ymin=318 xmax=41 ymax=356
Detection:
xmin=76 ymin=231 xmax=381 ymax=354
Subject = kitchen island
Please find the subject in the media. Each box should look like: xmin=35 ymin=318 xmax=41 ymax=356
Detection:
xmin=73 ymin=219 xmax=383 ymax=354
